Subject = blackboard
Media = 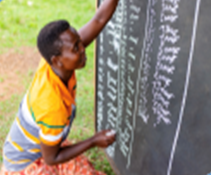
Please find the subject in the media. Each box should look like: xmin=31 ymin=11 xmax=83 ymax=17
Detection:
xmin=95 ymin=0 xmax=211 ymax=175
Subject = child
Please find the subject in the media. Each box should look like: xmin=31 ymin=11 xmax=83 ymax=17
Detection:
xmin=1 ymin=0 xmax=119 ymax=174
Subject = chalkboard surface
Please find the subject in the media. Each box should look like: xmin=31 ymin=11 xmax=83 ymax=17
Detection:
xmin=95 ymin=0 xmax=211 ymax=175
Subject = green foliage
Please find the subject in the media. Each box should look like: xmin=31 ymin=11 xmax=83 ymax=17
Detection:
xmin=0 ymin=0 xmax=115 ymax=174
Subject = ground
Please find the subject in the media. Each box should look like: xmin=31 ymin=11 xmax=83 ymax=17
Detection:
xmin=0 ymin=47 xmax=40 ymax=101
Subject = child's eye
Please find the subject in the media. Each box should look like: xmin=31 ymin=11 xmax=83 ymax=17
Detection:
xmin=74 ymin=45 xmax=78 ymax=51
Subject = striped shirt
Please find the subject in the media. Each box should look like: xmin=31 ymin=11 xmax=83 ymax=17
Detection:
xmin=3 ymin=59 xmax=77 ymax=171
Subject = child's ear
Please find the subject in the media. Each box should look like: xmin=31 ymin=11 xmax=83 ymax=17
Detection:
xmin=51 ymin=55 xmax=62 ymax=67
xmin=57 ymin=59 xmax=62 ymax=67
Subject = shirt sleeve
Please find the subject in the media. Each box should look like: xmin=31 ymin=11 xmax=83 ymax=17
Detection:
xmin=37 ymin=109 xmax=68 ymax=146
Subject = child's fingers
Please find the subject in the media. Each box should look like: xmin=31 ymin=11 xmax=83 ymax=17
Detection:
xmin=105 ymin=130 xmax=116 ymax=137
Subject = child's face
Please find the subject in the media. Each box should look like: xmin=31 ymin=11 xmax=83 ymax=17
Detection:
xmin=58 ymin=27 xmax=87 ymax=71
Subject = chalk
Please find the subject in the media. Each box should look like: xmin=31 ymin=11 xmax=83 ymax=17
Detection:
xmin=106 ymin=130 xmax=116 ymax=136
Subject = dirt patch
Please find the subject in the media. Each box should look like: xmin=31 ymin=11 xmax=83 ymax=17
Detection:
xmin=0 ymin=47 xmax=41 ymax=101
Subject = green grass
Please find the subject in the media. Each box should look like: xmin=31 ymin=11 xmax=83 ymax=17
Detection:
xmin=0 ymin=77 xmax=4 ymax=83
xmin=0 ymin=0 xmax=115 ymax=174
xmin=0 ymin=0 xmax=95 ymax=49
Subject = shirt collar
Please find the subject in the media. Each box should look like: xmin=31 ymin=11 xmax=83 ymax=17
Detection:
xmin=46 ymin=61 xmax=77 ymax=107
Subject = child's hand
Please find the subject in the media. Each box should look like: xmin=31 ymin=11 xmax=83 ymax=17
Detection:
xmin=92 ymin=130 xmax=116 ymax=148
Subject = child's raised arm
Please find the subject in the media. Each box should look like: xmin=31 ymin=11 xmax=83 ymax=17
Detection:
xmin=79 ymin=0 xmax=119 ymax=47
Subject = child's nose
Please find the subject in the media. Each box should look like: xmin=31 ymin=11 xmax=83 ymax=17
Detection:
xmin=80 ymin=42 xmax=85 ymax=53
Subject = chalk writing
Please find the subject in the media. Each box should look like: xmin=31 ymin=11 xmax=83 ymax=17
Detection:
xmin=138 ymin=0 xmax=157 ymax=124
xmin=105 ymin=0 xmax=128 ymax=158
xmin=152 ymin=0 xmax=181 ymax=126
xmin=96 ymin=32 xmax=105 ymax=132
xmin=125 ymin=0 xmax=143 ymax=169
xmin=115 ymin=0 xmax=128 ymax=159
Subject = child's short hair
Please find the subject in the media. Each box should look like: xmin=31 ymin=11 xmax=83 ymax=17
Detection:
xmin=37 ymin=20 xmax=70 ymax=64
